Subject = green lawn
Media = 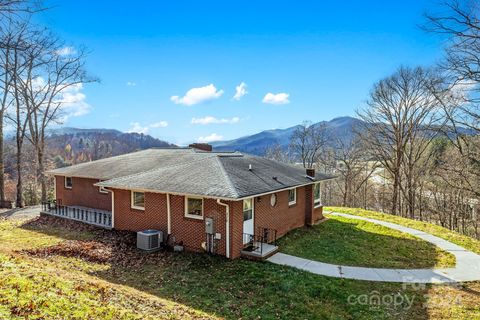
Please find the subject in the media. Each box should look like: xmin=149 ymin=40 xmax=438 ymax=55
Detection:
xmin=325 ymin=207 xmax=480 ymax=256
xmin=0 ymin=213 xmax=479 ymax=319
xmin=277 ymin=214 xmax=455 ymax=268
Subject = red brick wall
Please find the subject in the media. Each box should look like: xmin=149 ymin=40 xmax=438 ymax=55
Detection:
xmin=305 ymin=184 xmax=314 ymax=225
xmin=55 ymin=176 xmax=111 ymax=211
xmin=112 ymin=189 xmax=169 ymax=235
xmin=169 ymin=196 xmax=229 ymax=256
xmin=252 ymin=187 xmax=307 ymax=237
xmin=112 ymin=190 xmax=232 ymax=257
xmin=228 ymin=186 xmax=317 ymax=258
xmin=55 ymin=177 xmax=321 ymax=259
xmin=313 ymin=205 xmax=324 ymax=223
xmin=229 ymin=200 xmax=244 ymax=259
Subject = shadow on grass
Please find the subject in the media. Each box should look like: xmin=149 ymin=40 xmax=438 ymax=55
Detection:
xmin=277 ymin=217 xmax=455 ymax=269
xmin=18 ymin=215 xmax=433 ymax=319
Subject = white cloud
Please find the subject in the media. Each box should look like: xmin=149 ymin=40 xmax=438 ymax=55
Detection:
xmin=127 ymin=120 xmax=169 ymax=134
xmin=262 ymin=92 xmax=290 ymax=105
xmin=55 ymin=46 xmax=76 ymax=56
xmin=126 ymin=81 xmax=137 ymax=86
xmin=24 ymin=78 xmax=91 ymax=123
xmin=171 ymin=84 xmax=223 ymax=106
xmin=191 ymin=116 xmax=240 ymax=125
xmin=57 ymin=83 xmax=91 ymax=120
xmin=127 ymin=122 xmax=150 ymax=134
xmin=233 ymin=82 xmax=247 ymax=100
xmin=150 ymin=121 xmax=169 ymax=128
xmin=197 ymin=133 xmax=223 ymax=143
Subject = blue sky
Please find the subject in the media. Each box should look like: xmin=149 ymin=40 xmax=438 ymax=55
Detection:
xmin=36 ymin=0 xmax=445 ymax=145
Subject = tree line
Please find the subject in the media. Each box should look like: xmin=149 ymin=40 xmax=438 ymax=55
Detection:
xmin=0 ymin=0 xmax=95 ymax=207
xmin=267 ymin=0 xmax=480 ymax=239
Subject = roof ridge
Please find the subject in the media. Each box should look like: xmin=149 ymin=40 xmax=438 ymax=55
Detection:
xmin=47 ymin=148 xmax=192 ymax=174
xmin=98 ymin=153 xmax=219 ymax=186
xmin=214 ymin=155 xmax=240 ymax=198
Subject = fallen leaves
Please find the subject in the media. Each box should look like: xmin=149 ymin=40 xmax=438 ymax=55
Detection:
xmin=19 ymin=215 xmax=171 ymax=268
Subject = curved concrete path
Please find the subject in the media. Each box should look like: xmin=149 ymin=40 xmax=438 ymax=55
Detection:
xmin=267 ymin=212 xmax=480 ymax=283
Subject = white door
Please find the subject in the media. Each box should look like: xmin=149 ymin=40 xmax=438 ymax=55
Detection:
xmin=243 ymin=198 xmax=254 ymax=244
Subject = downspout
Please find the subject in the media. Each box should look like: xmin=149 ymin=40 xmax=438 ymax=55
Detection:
xmin=217 ymin=199 xmax=230 ymax=258
xmin=53 ymin=175 xmax=57 ymax=201
xmin=105 ymin=188 xmax=115 ymax=229
xmin=167 ymin=193 xmax=171 ymax=234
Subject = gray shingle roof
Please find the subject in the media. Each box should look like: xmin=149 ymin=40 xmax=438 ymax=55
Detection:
xmin=47 ymin=148 xmax=202 ymax=180
xmin=48 ymin=148 xmax=335 ymax=199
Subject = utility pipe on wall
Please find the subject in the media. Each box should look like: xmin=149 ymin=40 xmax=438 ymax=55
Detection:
xmin=217 ymin=199 xmax=230 ymax=258
xmin=167 ymin=193 xmax=171 ymax=234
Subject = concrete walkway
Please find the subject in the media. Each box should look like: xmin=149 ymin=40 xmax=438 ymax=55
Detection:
xmin=0 ymin=205 xmax=41 ymax=220
xmin=267 ymin=212 xmax=480 ymax=283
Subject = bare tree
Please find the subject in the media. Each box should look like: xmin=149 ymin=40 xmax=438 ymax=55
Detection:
xmin=289 ymin=121 xmax=327 ymax=168
xmin=0 ymin=0 xmax=44 ymax=206
xmin=0 ymin=23 xmax=19 ymax=204
xmin=328 ymin=135 xmax=379 ymax=208
xmin=8 ymin=23 xmax=32 ymax=207
xmin=357 ymin=66 xmax=443 ymax=216
xmin=19 ymin=32 xmax=96 ymax=201
xmin=0 ymin=0 xmax=43 ymax=18
xmin=424 ymin=0 xmax=480 ymax=198
xmin=264 ymin=143 xmax=292 ymax=163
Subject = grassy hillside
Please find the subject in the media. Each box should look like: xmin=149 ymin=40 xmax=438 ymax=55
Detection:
xmin=325 ymin=207 xmax=480 ymax=256
xmin=278 ymin=214 xmax=455 ymax=268
xmin=0 ymin=210 xmax=479 ymax=319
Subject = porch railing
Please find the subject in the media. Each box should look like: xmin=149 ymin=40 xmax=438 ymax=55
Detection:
xmin=242 ymin=227 xmax=277 ymax=256
xmin=41 ymin=200 xmax=112 ymax=229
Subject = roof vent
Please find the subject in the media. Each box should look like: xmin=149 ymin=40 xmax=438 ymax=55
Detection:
xmin=249 ymin=164 xmax=252 ymax=171
xmin=272 ymin=176 xmax=278 ymax=180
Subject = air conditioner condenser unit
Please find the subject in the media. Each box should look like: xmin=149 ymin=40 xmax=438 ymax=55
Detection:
xmin=137 ymin=229 xmax=163 ymax=251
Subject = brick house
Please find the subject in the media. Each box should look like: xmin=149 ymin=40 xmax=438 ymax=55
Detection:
xmin=46 ymin=147 xmax=334 ymax=259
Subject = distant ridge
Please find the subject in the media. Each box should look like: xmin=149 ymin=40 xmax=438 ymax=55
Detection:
xmin=211 ymin=116 xmax=362 ymax=155
xmin=45 ymin=127 xmax=176 ymax=166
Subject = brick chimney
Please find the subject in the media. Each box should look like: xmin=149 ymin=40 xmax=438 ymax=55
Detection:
xmin=189 ymin=143 xmax=212 ymax=152
xmin=306 ymin=168 xmax=315 ymax=178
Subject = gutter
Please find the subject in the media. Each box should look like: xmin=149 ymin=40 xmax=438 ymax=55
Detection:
xmin=167 ymin=193 xmax=171 ymax=234
xmin=103 ymin=187 xmax=115 ymax=228
xmin=93 ymin=177 xmax=338 ymax=202
xmin=216 ymin=199 xmax=230 ymax=259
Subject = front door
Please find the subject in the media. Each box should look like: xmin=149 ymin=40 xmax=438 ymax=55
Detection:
xmin=243 ymin=198 xmax=254 ymax=244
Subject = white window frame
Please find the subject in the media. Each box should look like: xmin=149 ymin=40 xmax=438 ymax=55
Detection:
xmin=184 ymin=196 xmax=204 ymax=220
xmin=243 ymin=198 xmax=254 ymax=221
xmin=64 ymin=176 xmax=73 ymax=189
xmin=288 ymin=188 xmax=297 ymax=206
xmin=131 ymin=190 xmax=145 ymax=210
xmin=314 ymin=183 xmax=321 ymax=208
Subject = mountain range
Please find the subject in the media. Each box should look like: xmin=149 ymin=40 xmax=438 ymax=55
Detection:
xmin=44 ymin=127 xmax=175 ymax=167
xmin=211 ymin=116 xmax=363 ymax=155
xmin=38 ymin=115 xmax=475 ymax=164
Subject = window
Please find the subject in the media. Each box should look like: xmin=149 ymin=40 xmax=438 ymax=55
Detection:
xmin=243 ymin=199 xmax=253 ymax=221
xmin=288 ymin=188 xmax=297 ymax=206
xmin=64 ymin=176 xmax=73 ymax=189
xmin=131 ymin=191 xmax=145 ymax=210
xmin=185 ymin=197 xmax=203 ymax=219
xmin=314 ymin=183 xmax=321 ymax=207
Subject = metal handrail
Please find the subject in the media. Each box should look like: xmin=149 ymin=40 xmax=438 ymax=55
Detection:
xmin=41 ymin=200 xmax=112 ymax=229
xmin=242 ymin=227 xmax=278 ymax=256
